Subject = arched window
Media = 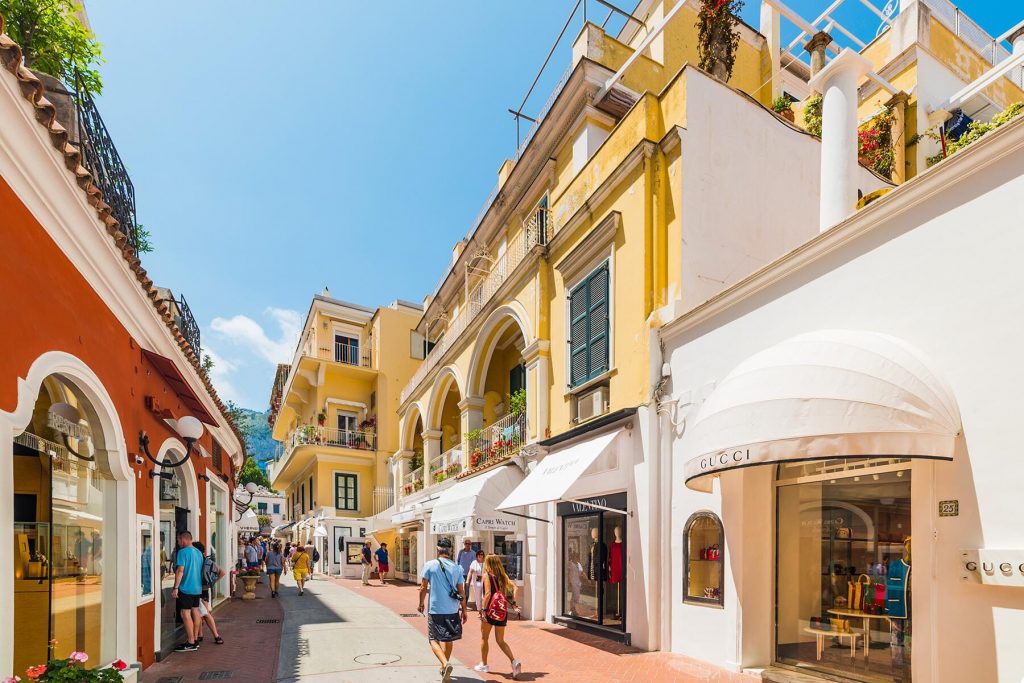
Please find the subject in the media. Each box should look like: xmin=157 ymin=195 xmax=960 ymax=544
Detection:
xmin=683 ymin=511 xmax=724 ymax=606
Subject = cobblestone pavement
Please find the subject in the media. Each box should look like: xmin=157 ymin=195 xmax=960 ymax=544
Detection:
xmin=335 ymin=576 xmax=760 ymax=683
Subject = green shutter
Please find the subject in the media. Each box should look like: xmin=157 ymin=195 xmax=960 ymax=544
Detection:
xmin=569 ymin=278 xmax=589 ymax=387
xmin=587 ymin=263 xmax=609 ymax=379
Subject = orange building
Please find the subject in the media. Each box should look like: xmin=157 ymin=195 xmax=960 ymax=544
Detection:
xmin=0 ymin=20 xmax=244 ymax=679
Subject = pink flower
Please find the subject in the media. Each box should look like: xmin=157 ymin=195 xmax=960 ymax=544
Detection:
xmin=25 ymin=666 xmax=46 ymax=680
xmin=69 ymin=651 xmax=89 ymax=662
xmin=112 ymin=659 xmax=128 ymax=671
xmin=4 ymin=676 xmax=22 ymax=683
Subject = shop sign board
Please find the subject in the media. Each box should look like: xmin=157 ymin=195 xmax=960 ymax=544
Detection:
xmin=430 ymin=515 xmax=518 ymax=535
xmin=960 ymin=549 xmax=1024 ymax=586
xmin=939 ymin=500 xmax=959 ymax=517
xmin=557 ymin=492 xmax=628 ymax=516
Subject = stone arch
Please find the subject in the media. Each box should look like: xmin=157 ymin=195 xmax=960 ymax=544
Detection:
xmin=466 ymin=302 xmax=534 ymax=399
xmin=0 ymin=351 xmax=134 ymax=673
xmin=426 ymin=365 xmax=464 ymax=430
xmin=400 ymin=402 xmax=426 ymax=453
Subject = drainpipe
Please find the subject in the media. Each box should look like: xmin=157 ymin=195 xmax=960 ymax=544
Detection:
xmin=808 ymin=48 xmax=873 ymax=232
xmin=886 ymin=91 xmax=910 ymax=184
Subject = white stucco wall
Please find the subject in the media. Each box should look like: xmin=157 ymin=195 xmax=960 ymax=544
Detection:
xmin=664 ymin=120 xmax=1024 ymax=681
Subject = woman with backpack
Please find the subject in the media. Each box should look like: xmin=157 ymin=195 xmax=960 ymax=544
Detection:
xmin=192 ymin=541 xmax=225 ymax=645
xmin=474 ymin=554 xmax=522 ymax=678
xmin=292 ymin=544 xmax=312 ymax=596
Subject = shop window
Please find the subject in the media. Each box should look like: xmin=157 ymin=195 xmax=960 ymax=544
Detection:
xmin=139 ymin=518 xmax=154 ymax=601
xmin=273 ymin=503 xmax=280 ymax=515
xmin=775 ymin=460 xmax=912 ymax=681
xmin=559 ymin=494 xmax=627 ymax=630
xmin=334 ymin=473 xmax=358 ymax=511
xmin=493 ymin=534 xmax=523 ymax=581
xmin=683 ymin=511 xmax=724 ymax=606
xmin=568 ymin=262 xmax=610 ymax=388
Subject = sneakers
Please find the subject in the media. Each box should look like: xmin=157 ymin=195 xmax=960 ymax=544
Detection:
xmin=473 ymin=663 xmax=490 ymax=673
xmin=174 ymin=642 xmax=199 ymax=652
xmin=441 ymin=663 xmax=454 ymax=682
xmin=511 ymin=659 xmax=522 ymax=679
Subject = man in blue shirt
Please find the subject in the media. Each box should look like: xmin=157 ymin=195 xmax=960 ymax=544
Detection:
xmin=374 ymin=542 xmax=390 ymax=586
xmin=418 ymin=537 xmax=467 ymax=683
xmin=361 ymin=540 xmax=373 ymax=585
xmin=171 ymin=530 xmax=204 ymax=652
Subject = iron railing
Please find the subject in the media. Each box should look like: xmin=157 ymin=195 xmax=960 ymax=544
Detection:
xmin=300 ymin=339 xmax=372 ymax=367
xmin=428 ymin=445 xmax=465 ymax=485
xmin=402 ymin=464 xmax=425 ymax=497
xmin=465 ymin=411 xmax=527 ymax=471
xmin=72 ymin=72 xmax=139 ymax=255
xmin=372 ymin=486 xmax=394 ymax=516
xmin=289 ymin=426 xmax=376 ymax=451
xmin=175 ymin=295 xmax=201 ymax=357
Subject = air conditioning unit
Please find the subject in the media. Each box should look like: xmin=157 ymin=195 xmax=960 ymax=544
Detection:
xmin=575 ymin=385 xmax=609 ymax=424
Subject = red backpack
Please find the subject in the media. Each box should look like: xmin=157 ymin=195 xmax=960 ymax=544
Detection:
xmin=485 ymin=575 xmax=508 ymax=622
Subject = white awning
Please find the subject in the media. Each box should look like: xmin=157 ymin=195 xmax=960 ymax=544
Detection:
xmin=237 ymin=512 xmax=259 ymax=531
xmin=429 ymin=465 xmax=524 ymax=535
xmin=683 ymin=330 xmax=962 ymax=492
xmin=496 ymin=430 xmax=620 ymax=511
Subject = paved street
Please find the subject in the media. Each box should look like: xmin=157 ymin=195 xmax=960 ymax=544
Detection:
xmin=144 ymin=573 xmax=757 ymax=682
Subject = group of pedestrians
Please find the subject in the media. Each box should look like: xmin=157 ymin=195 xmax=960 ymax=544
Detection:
xmin=360 ymin=539 xmax=390 ymax=585
xmin=418 ymin=537 xmax=523 ymax=682
xmin=170 ymin=529 xmax=226 ymax=652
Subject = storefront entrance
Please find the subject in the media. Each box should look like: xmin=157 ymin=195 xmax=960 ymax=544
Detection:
xmin=559 ymin=493 xmax=627 ymax=630
xmin=775 ymin=458 xmax=912 ymax=683
xmin=159 ymin=468 xmax=191 ymax=654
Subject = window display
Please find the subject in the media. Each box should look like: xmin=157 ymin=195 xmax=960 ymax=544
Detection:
xmin=139 ymin=518 xmax=154 ymax=599
xmin=683 ymin=511 xmax=724 ymax=606
xmin=775 ymin=459 xmax=911 ymax=683
xmin=559 ymin=493 xmax=627 ymax=629
xmin=492 ymin=534 xmax=523 ymax=581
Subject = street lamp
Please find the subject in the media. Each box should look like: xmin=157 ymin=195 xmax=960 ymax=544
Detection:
xmin=233 ymin=481 xmax=259 ymax=521
xmin=138 ymin=415 xmax=204 ymax=468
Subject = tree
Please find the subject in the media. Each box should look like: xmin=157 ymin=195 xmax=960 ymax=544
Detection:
xmin=237 ymin=455 xmax=271 ymax=490
xmin=0 ymin=0 xmax=103 ymax=93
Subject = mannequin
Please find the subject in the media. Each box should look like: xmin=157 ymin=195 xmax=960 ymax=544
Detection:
xmin=608 ymin=525 xmax=624 ymax=619
xmin=887 ymin=536 xmax=911 ymax=671
xmin=587 ymin=527 xmax=607 ymax=581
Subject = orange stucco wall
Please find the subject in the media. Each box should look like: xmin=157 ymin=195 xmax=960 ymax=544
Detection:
xmin=0 ymin=176 xmax=234 ymax=667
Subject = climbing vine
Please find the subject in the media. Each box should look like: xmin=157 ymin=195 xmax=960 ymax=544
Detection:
xmin=858 ymin=106 xmax=895 ymax=178
xmin=803 ymin=93 xmax=823 ymax=137
xmin=696 ymin=0 xmax=744 ymax=81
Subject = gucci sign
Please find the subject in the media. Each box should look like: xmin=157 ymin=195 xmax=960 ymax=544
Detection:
xmin=960 ymin=549 xmax=1024 ymax=586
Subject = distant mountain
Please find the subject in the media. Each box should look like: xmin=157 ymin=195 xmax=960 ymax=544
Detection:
xmin=234 ymin=407 xmax=276 ymax=472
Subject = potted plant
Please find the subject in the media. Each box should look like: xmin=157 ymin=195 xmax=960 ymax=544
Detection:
xmin=17 ymin=643 xmax=128 ymax=682
xmin=317 ymin=411 xmax=326 ymax=426
xmin=696 ymin=0 xmax=744 ymax=81
xmin=237 ymin=569 xmax=260 ymax=600
xmin=772 ymin=95 xmax=795 ymax=122
xmin=508 ymin=388 xmax=527 ymax=417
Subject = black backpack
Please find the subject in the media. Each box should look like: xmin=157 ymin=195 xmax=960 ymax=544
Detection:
xmin=312 ymin=547 xmax=320 ymax=563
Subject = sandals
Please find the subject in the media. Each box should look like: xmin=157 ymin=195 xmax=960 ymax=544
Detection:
xmin=214 ymin=637 xmax=224 ymax=645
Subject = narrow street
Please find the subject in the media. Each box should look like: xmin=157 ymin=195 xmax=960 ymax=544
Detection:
xmin=144 ymin=573 xmax=757 ymax=682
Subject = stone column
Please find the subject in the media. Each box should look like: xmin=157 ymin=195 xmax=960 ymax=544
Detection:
xmin=1009 ymin=26 xmax=1024 ymax=56
xmin=804 ymin=31 xmax=834 ymax=80
xmin=458 ymin=396 xmax=485 ymax=434
xmin=422 ymin=429 xmax=442 ymax=468
xmin=886 ymin=91 xmax=910 ymax=184
xmin=522 ymin=340 xmax=550 ymax=443
xmin=809 ymin=49 xmax=873 ymax=232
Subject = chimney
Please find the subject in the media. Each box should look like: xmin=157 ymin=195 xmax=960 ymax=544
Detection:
xmin=808 ymin=49 xmax=872 ymax=232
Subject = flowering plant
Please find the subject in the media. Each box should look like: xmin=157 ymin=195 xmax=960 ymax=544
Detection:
xmin=857 ymin=106 xmax=895 ymax=178
xmin=19 ymin=645 xmax=126 ymax=682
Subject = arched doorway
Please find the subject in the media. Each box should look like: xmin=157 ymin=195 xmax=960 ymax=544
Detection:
xmin=11 ymin=374 xmax=122 ymax=672
xmin=153 ymin=441 xmax=197 ymax=656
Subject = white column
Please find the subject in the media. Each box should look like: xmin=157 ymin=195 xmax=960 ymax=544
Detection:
xmin=522 ymin=340 xmax=550 ymax=443
xmin=808 ymin=49 xmax=873 ymax=232
xmin=760 ymin=1 xmax=781 ymax=100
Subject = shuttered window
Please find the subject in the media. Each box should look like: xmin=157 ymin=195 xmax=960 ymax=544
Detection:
xmin=568 ymin=262 xmax=610 ymax=387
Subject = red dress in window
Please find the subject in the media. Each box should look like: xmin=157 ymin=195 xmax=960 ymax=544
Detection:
xmin=609 ymin=541 xmax=624 ymax=583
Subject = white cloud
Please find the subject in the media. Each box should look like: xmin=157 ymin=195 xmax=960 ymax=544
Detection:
xmin=210 ymin=307 xmax=302 ymax=365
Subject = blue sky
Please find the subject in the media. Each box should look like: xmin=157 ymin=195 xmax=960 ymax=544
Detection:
xmin=83 ymin=0 xmax=1018 ymax=410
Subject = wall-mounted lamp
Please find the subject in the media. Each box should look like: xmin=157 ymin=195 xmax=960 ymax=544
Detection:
xmin=138 ymin=415 xmax=204 ymax=468
xmin=220 ymin=473 xmax=230 ymax=483
xmin=233 ymin=481 xmax=259 ymax=520
xmin=48 ymin=403 xmax=95 ymax=461
xmin=197 ymin=473 xmax=211 ymax=482
xmin=149 ymin=469 xmax=173 ymax=480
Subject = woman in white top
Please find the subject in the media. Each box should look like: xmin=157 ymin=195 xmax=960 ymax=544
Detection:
xmin=466 ymin=549 xmax=486 ymax=610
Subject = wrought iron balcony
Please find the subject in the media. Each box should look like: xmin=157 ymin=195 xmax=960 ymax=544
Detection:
xmin=72 ymin=72 xmax=140 ymax=256
xmin=175 ymin=294 xmax=201 ymax=357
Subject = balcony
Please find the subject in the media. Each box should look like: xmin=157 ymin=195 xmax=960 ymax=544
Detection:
xmin=270 ymin=426 xmax=377 ymax=487
xmin=306 ymin=340 xmax=372 ymax=367
xmin=401 ymin=212 xmax=547 ymax=404
xmin=372 ymin=486 xmax=394 ymax=516
xmin=400 ymin=411 xmax=528 ymax=498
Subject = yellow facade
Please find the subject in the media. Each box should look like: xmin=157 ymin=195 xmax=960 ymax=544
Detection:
xmin=269 ymin=295 xmax=422 ymax=525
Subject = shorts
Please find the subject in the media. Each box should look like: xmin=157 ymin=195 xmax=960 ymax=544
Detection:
xmin=267 ymin=568 xmax=282 ymax=575
xmin=201 ymin=588 xmax=210 ymax=602
xmin=486 ymin=614 xmax=508 ymax=628
xmin=176 ymin=593 xmax=201 ymax=612
xmin=293 ymin=569 xmax=308 ymax=581
xmin=427 ymin=613 xmax=463 ymax=642
xmin=378 ymin=564 xmax=389 ymax=574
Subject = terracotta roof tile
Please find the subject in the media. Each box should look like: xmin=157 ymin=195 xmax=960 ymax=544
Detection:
xmin=0 ymin=14 xmax=247 ymax=463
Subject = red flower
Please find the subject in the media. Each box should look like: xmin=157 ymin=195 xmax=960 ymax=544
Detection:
xmin=25 ymin=666 xmax=46 ymax=680
xmin=112 ymin=659 xmax=128 ymax=671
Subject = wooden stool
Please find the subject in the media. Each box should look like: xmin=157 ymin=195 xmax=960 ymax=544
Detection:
xmin=804 ymin=626 xmax=862 ymax=660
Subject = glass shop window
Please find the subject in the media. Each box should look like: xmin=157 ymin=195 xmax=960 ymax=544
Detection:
xmin=683 ymin=511 xmax=724 ymax=606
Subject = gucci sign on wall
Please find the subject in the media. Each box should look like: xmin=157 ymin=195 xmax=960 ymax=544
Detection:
xmin=960 ymin=549 xmax=1024 ymax=586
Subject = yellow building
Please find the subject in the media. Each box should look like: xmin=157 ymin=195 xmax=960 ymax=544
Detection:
xmin=366 ymin=0 xmax=1022 ymax=652
xmin=267 ymin=291 xmax=422 ymax=575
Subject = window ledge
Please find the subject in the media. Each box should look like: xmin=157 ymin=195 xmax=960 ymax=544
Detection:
xmin=564 ymin=368 xmax=616 ymax=399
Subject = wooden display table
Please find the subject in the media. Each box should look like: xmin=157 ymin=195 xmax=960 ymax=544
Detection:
xmin=827 ymin=608 xmax=892 ymax=657
xmin=804 ymin=626 xmax=862 ymax=660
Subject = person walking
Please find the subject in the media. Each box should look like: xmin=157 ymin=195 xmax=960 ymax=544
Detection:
xmin=360 ymin=540 xmax=373 ymax=586
xmin=310 ymin=543 xmax=320 ymax=581
xmin=466 ymin=549 xmax=486 ymax=610
xmin=244 ymin=538 xmax=259 ymax=571
xmin=456 ymin=538 xmax=475 ymax=580
xmin=265 ymin=541 xmax=284 ymax=597
xmin=474 ymin=554 xmax=522 ymax=678
xmin=192 ymin=541 xmax=225 ymax=645
xmin=292 ymin=544 xmax=311 ymax=596
xmin=374 ymin=542 xmax=390 ymax=585
xmin=418 ymin=538 xmax=467 ymax=683
xmin=170 ymin=530 xmax=203 ymax=652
